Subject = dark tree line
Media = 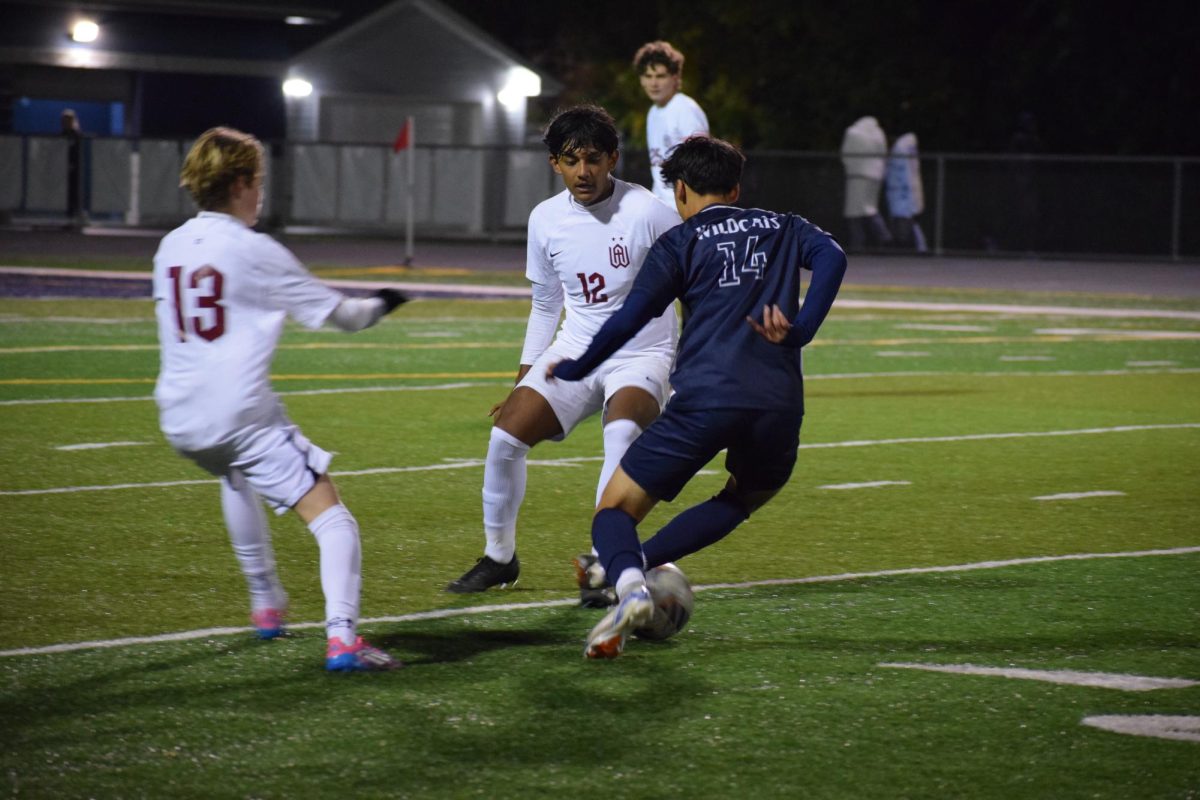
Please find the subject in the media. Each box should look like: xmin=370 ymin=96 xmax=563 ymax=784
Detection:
xmin=446 ymin=0 xmax=1199 ymax=155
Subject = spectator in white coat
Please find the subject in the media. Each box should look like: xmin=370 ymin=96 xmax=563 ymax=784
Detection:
xmin=840 ymin=116 xmax=892 ymax=251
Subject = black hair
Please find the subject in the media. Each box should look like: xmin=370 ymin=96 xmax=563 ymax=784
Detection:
xmin=633 ymin=40 xmax=684 ymax=75
xmin=660 ymin=135 xmax=745 ymax=195
xmin=542 ymin=104 xmax=619 ymax=158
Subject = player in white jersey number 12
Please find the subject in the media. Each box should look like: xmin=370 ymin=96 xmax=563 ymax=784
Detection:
xmin=152 ymin=127 xmax=407 ymax=672
xmin=446 ymin=105 xmax=682 ymax=606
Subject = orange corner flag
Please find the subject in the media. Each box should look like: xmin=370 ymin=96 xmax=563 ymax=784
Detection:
xmin=393 ymin=119 xmax=411 ymax=152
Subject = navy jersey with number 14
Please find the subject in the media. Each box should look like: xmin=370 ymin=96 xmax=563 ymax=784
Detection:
xmin=554 ymin=204 xmax=846 ymax=413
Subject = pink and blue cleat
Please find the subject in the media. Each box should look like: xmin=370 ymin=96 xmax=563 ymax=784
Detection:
xmin=325 ymin=636 xmax=403 ymax=672
xmin=250 ymin=608 xmax=286 ymax=640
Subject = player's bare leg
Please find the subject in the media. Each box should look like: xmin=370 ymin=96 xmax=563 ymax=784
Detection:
xmin=448 ymin=387 xmax=562 ymax=593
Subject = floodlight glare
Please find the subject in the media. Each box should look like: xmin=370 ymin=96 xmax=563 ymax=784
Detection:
xmin=497 ymin=67 xmax=540 ymax=109
xmin=282 ymin=78 xmax=313 ymax=98
xmin=71 ymin=20 xmax=100 ymax=43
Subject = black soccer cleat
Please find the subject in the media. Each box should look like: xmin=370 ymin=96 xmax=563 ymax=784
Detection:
xmin=573 ymin=553 xmax=618 ymax=608
xmin=446 ymin=553 xmax=520 ymax=593
xmin=375 ymin=288 xmax=409 ymax=314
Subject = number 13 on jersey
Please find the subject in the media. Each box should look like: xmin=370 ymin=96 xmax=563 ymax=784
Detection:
xmin=166 ymin=264 xmax=226 ymax=341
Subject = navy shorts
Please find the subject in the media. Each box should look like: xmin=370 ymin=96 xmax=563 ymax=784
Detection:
xmin=621 ymin=405 xmax=804 ymax=502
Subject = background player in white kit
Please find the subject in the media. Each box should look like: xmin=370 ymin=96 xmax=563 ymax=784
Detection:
xmin=446 ymin=105 xmax=681 ymax=605
xmin=634 ymin=40 xmax=709 ymax=207
xmin=153 ymin=127 xmax=407 ymax=672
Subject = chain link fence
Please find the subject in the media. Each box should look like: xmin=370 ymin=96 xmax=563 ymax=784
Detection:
xmin=2 ymin=134 xmax=1197 ymax=260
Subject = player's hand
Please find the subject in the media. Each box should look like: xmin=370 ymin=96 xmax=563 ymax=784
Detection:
xmin=375 ymin=288 xmax=409 ymax=314
xmin=544 ymin=360 xmax=560 ymax=381
xmin=746 ymin=304 xmax=792 ymax=344
xmin=550 ymin=359 xmax=583 ymax=382
xmin=488 ymin=399 xmax=506 ymax=418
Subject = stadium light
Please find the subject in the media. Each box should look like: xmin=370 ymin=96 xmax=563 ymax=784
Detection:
xmin=71 ymin=19 xmax=100 ymax=43
xmin=497 ymin=67 xmax=540 ymax=109
xmin=282 ymin=77 xmax=313 ymax=98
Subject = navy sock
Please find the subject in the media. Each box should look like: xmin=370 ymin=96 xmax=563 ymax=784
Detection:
xmin=592 ymin=507 xmax=644 ymax=580
xmin=642 ymin=491 xmax=750 ymax=569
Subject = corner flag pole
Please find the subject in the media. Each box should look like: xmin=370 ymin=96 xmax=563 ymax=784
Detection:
xmin=404 ymin=115 xmax=415 ymax=266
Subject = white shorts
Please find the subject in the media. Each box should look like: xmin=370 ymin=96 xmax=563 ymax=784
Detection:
xmin=520 ymin=342 xmax=673 ymax=439
xmin=173 ymin=419 xmax=332 ymax=515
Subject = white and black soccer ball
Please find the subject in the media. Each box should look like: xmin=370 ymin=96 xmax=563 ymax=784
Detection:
xmin=634 ymin=563 xmax=695 ymax=641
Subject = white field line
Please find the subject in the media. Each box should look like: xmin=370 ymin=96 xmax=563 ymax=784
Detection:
xmin=878 ymin=663 xmax=1197 ymax=691
xmin=1036 ymin=327 xmax=1200 ymax=339
xmin=0 ymin=381 xmax=498 ymax=406
xmin=894 ymin=323 xmax=993 ymax=332
xmin=6 ymin=266 xmax=1200 ymax=318
xmin=1034 ymin=491 xmax=1127 ymax=501
xmin=1081 ymin=715 xmax=1200 ymax=742
xmin=3 ymin=423 xmax=1198 ymax=497
xmin=3 ymin=545 xmax=1197 ymax=659
xmin=833 ymin=298 xmax=1200 ymax=321
xmin=3 ymin=368 xmax=1200 ymax=407
xmin=55 ymin=441 xmax=150 ymax=451
xmin=817 ymin=480 xmax=912 ymax=490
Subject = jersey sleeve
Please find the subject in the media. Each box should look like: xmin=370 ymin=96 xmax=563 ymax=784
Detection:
xmin=519 ymin=207 xmax=564 ymax=364
xmin=520 ymin=278 xmax=563 ymax=365
xmin=784 ymin=220 xmax=847 ymax=347
xmin=680 ymin=100 xmax=709 ymax=137
xmin=254 ymin=235 xmax=343 ymax=330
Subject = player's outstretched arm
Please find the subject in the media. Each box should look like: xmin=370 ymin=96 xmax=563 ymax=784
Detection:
xmin=327 ymin=288 xmax=409 ymax=332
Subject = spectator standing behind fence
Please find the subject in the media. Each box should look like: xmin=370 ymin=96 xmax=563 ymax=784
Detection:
xmin=840 ymin=116 xmax=892 ymax=251
xmin=885 ymin=132 xmax=927 ymax=252
xmin=60 ymin=109 xmax=84 ymax=227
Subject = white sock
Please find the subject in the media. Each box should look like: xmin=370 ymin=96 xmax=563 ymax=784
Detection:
xmin=482 ymin=426 xmax=529 ymax=563
xmin=597 ymin=418 xmax=642 ymax=507
xmin=220 ymin=471 xmax=287 ymax=613
xmin=307 ymin=504 xmax=361 ymax=646
xmin=615 ymin=567 xmax=647 ymax=599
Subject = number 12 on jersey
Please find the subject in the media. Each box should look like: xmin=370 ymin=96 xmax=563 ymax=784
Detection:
xmin=167 ymin=265 xmax=226 ymax=341
xmin=717 ymin=235 xmax=767 ymax=287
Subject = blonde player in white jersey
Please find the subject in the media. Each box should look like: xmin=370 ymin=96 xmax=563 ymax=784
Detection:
xmin=153 ymin=127 xmax=407 ymax=672
xmin=635 ymin=40 xmax=709 ymax=207
xmin=446 ymin=105 xmax=681 ymax=605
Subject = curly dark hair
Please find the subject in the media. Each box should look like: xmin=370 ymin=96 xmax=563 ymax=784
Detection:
xmin=633 ymin=40 xmax=684 ymax=74
xmin=542 ymin=104 xmax=619 ymax=159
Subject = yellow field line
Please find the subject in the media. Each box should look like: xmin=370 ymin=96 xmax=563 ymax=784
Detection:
xmin=0 ymin=341 xmax=520 ymax=355
xmin=0 ymin=372 xmax=515 ymax=385
xmin=2 ymin=332 xmax=1196 ymax=358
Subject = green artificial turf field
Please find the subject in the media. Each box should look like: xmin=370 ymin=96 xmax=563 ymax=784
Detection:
xmin=1 ymin=284 xmax=1198 ymax=798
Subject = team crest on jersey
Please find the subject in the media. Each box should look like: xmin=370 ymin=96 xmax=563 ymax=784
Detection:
xmin=608 ymin=237 xmax=630 ymax=268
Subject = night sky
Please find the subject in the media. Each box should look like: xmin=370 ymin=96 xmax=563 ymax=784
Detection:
xmin=2 ymin=0 xmax=1197 ymax=154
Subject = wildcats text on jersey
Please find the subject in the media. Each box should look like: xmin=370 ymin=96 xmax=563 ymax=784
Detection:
xmin=695 ymin=213 xmax=782 ymax=240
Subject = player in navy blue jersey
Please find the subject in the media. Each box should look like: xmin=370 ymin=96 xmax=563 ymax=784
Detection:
xmin=549 ymin=135 xmax=847 ymax=658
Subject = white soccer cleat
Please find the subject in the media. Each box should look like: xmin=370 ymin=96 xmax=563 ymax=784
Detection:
xmin=584 ymin=585 xmax=654 ymax=659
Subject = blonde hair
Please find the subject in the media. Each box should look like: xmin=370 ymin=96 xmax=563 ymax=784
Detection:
xmin=179 ymin=126 xmax=264 ymax=210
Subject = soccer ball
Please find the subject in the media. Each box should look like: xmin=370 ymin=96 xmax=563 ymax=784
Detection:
xmin=634 ymin=563 xmax=695 ymax=641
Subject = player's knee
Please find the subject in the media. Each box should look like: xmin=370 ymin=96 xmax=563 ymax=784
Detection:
xmin=716 ymin=487 xmax=761 ymax=517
